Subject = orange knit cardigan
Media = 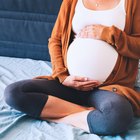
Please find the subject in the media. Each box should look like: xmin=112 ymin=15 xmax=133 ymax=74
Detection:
xmin=36 ymin=0 xmax=140 ymax=116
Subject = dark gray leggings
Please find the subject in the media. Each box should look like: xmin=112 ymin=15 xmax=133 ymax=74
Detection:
xmin=4 ymin=79 xmax=133 ymax=135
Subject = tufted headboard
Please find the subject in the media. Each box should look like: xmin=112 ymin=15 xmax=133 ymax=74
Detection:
xmin=0 ymin=0 xmax=62 ymax=61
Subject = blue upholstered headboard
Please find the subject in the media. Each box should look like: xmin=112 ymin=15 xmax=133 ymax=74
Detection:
xmin=0 ymin=0 xmax=62 ymax=61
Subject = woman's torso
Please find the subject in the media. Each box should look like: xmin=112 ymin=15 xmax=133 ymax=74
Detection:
xmin=67 ymin=0 xmax=126 ymax=83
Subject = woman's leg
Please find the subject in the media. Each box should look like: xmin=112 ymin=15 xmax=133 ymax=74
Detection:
xmin=87 ymin=90 xmax=133 ymax=135
xmin=40 ymin=95 xmax=93 ymax=119
xmin=4 ymin=79 xmax=133 ymax=135
xmin=49 ymin=90 xmax=133 ymax=135
xmin=4 ymin=79 xmax=92 ymax=118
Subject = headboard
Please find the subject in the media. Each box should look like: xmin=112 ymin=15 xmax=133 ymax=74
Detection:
xmin=0 ymin=0 xmax=62 ymax=61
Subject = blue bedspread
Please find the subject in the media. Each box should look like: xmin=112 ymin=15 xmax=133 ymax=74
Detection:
xmin=0 ymin=56 xmax=140 ymax=140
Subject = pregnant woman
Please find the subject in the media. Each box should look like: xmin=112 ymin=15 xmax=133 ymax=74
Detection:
xmin=4 ymin=0 xmax=140 ymax=135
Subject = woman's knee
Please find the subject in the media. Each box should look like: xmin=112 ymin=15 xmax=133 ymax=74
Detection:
xmin=87 ymin=94 xmax=134 ymax=135
xmin=4 ymin=80 xmax=49 ymax=117
xmin=4 ymin=80 xmax=26 ymax=108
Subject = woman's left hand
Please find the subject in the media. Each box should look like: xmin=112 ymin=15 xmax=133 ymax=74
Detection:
xmin=77 ymin=24 xmax=106 ymax=40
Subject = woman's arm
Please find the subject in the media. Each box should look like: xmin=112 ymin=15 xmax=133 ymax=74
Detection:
xmin=78 ymin=1 xmax=140 ymax=59
xmin=101 ymin=1 xmax=140 ymax=59
xmin=101 ymin=26 xmax=140 ymax=59
xmin=48 ymin=0 xmax=71 ymax=83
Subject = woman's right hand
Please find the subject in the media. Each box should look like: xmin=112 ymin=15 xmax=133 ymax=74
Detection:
xmin=62 ymin=75 xmax=100 ymax=91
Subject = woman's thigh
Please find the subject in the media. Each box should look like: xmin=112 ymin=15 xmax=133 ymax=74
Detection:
xmin=4 ymin=79 xmax=94 ymax=117
xmin=4 ymin=79 xmax=91 ymax=106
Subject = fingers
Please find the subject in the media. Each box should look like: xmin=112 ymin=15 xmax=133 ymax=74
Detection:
xmin=77 ymin=26 xmax=96 ymax=38
xmin=78 ymin=80 xmax=100 ymax=87
xmin=73 ymin=76 xmax=88 ymax=82
xmin=73 ymin=76 xmax=100 ymax=85
xmin=81 ymin=83 xmax=98 ymax=88
xmin=62 ymin=75 xmax=101 ymax=92
xmin=78 ymin=30 xmax=95 ymax=38
xmin=73 ymin=79 xmax=100 ymax=91
xmin=77 ymin=24 xmax=105 ymax=39
xmin=83 ymin=24 xmax=102 ymax=31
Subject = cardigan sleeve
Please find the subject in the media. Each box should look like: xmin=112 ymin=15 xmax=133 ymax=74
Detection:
xmin=101 ymin=1 xmax=140 ymax=59
xmin=48 ymin=0 xmax=71 ymax=83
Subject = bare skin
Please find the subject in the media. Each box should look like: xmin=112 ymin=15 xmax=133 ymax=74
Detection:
xmin=40 ymin=95 xmax=94 ymax=119
xmin=40 ymin=95 xmax=94 ymax=132
xmin=40 ymin=0 xmax=121 ymax=132
xmin=83 ymin=0 xmax=121 ymax=11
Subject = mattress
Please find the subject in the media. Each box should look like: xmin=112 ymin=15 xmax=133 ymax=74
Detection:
xmin=0 ymin=56 xmax=140 ymax=140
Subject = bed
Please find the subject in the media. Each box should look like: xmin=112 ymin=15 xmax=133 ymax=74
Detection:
xmin=0 ymin=56 xmax=140 ymax=140
xmin=0 ymin=0 xmax=140 ymax=139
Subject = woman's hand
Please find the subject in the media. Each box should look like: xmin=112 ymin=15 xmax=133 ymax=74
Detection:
xmin=62 ymin=75 xmax=100 ymax=91
xmin=77 ymin=24 xmax=106 ymax=40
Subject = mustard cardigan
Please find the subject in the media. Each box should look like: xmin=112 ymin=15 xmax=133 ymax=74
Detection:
xmin=36 ymin=0 xmax=140 ymax=116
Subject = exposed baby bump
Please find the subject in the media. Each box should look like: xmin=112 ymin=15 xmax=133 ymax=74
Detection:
xmin=67 ymin=38 xmax=118 ymax=82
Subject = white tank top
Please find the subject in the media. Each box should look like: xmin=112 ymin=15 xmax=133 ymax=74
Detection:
xmin=72 ymin=0 xmax=126 ymax=33
xmin=67 ymin=0 xmax=126 ymax=82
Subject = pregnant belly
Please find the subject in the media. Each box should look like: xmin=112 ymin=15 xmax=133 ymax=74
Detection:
xmin=67 ymin=38 xmax=118 ymax=82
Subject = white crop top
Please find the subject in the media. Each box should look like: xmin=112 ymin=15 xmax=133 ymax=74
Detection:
xmin=67 ymin=0 xmax=126 ymax=82
xmin=72 ymin=0 xmax=126 ymax=34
